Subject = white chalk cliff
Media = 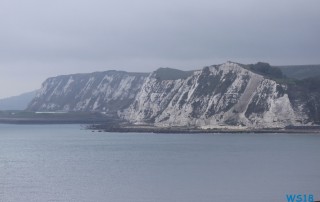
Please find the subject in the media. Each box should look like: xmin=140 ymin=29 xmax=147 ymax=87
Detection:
xmin=121 ymin=62 xmax=306 ymax=128
xmin=28 ymin=62 xmax=318 ymax=128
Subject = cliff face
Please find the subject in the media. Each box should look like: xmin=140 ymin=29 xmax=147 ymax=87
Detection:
xmin=27 ymin=71 xmax=148 ymax=112
xmin=121 ymin=62 xmax=306 ymax=128
xmin=28 ymin=62 xmax=317 ymax=128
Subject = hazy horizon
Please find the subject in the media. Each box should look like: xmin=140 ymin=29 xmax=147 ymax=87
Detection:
xmin=1 ymin=0 xmax=319 ymax=99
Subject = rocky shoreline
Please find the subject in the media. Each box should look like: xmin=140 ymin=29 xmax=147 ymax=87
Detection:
xmin=87 ymin=123 xmax=320 ymax=134
xmin=1 ymin=118 xmax=319 ymax=133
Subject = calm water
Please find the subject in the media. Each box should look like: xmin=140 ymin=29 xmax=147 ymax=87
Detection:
xmin=0 ymin=124 xmax=319 ymax=202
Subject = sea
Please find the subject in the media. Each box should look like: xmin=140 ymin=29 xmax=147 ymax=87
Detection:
xmin=0 ymin=124 xmax=319 ymax=202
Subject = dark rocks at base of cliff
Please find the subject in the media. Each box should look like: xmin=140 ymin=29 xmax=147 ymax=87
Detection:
xmin=87 ymin=123 xmax=320 ymax=134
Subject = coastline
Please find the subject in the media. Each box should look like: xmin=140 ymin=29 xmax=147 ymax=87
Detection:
xmin=1 ymin=119 xmax=319 ymax=134
xmin=0 ymin=111 xmax=117 ymax=125
xmin=1 ymin=113 xmax=319 ymax=134
xmin=87 ymin=124 xmax=320 ymax=134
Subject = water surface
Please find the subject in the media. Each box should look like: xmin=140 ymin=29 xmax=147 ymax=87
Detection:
xmin=0 ymin=124 xmax=319 ymax=202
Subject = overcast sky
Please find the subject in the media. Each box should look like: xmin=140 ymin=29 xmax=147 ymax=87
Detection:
xmin=0 ymin=0 xmax=319 ymax=98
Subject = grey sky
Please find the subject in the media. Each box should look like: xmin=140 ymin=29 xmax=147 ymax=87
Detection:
xmin=0 ymin=0 xmax=319 ymax=98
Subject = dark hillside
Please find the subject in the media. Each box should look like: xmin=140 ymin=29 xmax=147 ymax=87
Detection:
xmin=276 ymin=65 xmax=320 ymax=79
xmin=287 ymin=76 xmax=320 ymax=123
